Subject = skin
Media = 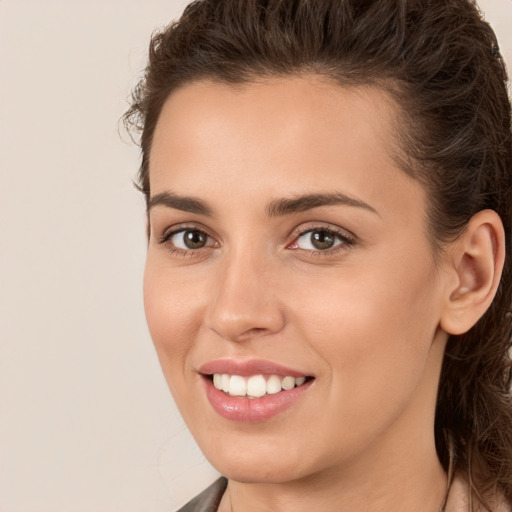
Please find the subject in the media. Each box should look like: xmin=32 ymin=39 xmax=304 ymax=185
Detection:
xmin=144 ymin=77 xmax=467 ymax=511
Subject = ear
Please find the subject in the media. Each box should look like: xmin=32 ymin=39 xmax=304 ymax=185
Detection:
xmin=440 ymin=210 xmax=506 ymax=336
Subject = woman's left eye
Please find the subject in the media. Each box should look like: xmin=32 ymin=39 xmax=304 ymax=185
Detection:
xmin=291 ymin=228 xmax=354 ymax=252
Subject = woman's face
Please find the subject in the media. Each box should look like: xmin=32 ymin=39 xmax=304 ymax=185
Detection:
xmin=145 ymin=77 xmax=451 ymax=483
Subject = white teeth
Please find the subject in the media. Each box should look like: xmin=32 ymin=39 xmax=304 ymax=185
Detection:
xmin=266 ymin=375 xmax=282 ymax=394
xmin=247 ymin=375 xmax=267 ymax=398
xmin=212 ymin=373 xmax=308 ymax=397
xmin=229 ymin=375 xmax=247 ymax=396
xmin=220 ymin=373 xmax=230 ymax=393
xmin=295 ymin=376 xmax=306 ymax=386
xmin=281 ymin=376 xmax=295 ymax=390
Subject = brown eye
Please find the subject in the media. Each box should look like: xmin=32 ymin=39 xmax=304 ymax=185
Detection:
xmin=170 ymin=229 xmax=211 ymax=250
xmin=292 ymin=227 xmax=354 ymax=253
xmin=295 ymin=229 xmax=338 ymax=251
xmin=184 ymin=230 xmax=207 ymax=249
xmin=310 ymin=230 xmax=335 ymax=250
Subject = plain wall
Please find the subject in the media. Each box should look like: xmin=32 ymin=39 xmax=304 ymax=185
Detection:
xmin=0 ymin=1 xmax=511 ymax=511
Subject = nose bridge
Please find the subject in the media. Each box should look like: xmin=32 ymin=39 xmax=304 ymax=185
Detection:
xmin=206 ymin=243 xmax=285 ymax=342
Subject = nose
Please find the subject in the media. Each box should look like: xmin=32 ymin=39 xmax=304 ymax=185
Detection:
xmin=205 ymin=249 xmax=286 ymax=343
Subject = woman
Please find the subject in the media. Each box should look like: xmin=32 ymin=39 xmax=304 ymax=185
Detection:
xmin=125 ymin=0 xmax=512 ymax=510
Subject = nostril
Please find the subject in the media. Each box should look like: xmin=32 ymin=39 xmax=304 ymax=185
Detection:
xmin=234 ymin=327 xmax=271 ymax=342
xmin=247 ymin=327 xmax=268 ymax=335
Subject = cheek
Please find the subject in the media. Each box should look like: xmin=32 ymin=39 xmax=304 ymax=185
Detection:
xmin=289 ymin=249 xmax=440 ymax=399
xmin=143 ymin=257 xmax=204 ymax=384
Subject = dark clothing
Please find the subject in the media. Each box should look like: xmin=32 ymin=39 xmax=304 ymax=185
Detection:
xmin=177 ymin=478 xmax=227 ymax=512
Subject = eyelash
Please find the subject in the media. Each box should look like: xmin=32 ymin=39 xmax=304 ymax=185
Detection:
xmin=158 ymin=224 xmax=216 ymax=257
xmin=289 ymin=226 xmax=356 ymax=256
xmin=158 ymin=224 xmax=356 ymax=257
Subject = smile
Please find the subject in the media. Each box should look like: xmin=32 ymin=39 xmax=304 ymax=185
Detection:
xmin=199 ymin=360 xmax=314 ymax=422
xmin=212 ymin=373 xmax=307 ymax=398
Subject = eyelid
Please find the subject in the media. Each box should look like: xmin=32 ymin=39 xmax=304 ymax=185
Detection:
xmin=158 ymin=222 xmax=214 ymax=244
xmin=157 ymin=223 xmax=219 ymax=258
xmin=156 ymin=221 xmax=356 ymax=257
xmin=287 ymin=223 xmax=357 ymax=252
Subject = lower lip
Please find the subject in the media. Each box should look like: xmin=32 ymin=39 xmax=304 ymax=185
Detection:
xmin=203 ymin=377 xmax=313 ymax=422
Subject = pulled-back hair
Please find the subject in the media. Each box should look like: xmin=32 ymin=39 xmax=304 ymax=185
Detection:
xmin=125 ymin=0 xmax=512 ymax=507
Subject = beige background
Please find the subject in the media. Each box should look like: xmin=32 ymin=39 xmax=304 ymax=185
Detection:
xmin=0 ymin=1 xmax=511 ymax=511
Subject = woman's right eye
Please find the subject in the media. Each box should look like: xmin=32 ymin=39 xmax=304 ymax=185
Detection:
xmin=162 ymin=228 xmax=214 ymax=251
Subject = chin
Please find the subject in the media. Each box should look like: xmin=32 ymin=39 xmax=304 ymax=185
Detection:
xmin=216 ymin=461 xmax=306 ymax=484
xmin=197 ymin=435 xmax=317 ymax=484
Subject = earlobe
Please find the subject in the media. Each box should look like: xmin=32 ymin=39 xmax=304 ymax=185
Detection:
xmin=440 ymin=210 xmax=506 ymax=336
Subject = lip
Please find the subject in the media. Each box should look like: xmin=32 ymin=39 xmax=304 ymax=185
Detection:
xmin=199 ymin=358 xmax=310 ymax=378
xmin=199 ymin=359 xmax=314 ymax=422
xmin=203 ymin=377 xmax=313 ymax=422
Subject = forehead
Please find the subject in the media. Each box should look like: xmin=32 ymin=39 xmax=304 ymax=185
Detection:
xmin=149 ymin=77 xmax=425 ymax=222
xmin=151 ymin=76 xmax=399 ymax=171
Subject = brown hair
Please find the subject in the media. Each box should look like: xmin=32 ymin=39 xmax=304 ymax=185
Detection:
xmin=124 ymin=0 xmax=512 ymax=508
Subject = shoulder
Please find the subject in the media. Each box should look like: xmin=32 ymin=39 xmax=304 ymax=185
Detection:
xmin=176 ymin=477 xmax=228 ymax=512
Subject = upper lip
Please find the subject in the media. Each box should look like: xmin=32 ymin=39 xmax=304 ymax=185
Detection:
xmin=199 ymin=359 xmax=311 ymax=378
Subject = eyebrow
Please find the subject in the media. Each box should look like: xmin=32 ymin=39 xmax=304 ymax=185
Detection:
xmin=148 ymin=191 xmax=213 ymax=216
xmin=266 ymin=192 xmax=379 ymax=217
xmin=148 ymin=190 xmax=378 ymax=217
